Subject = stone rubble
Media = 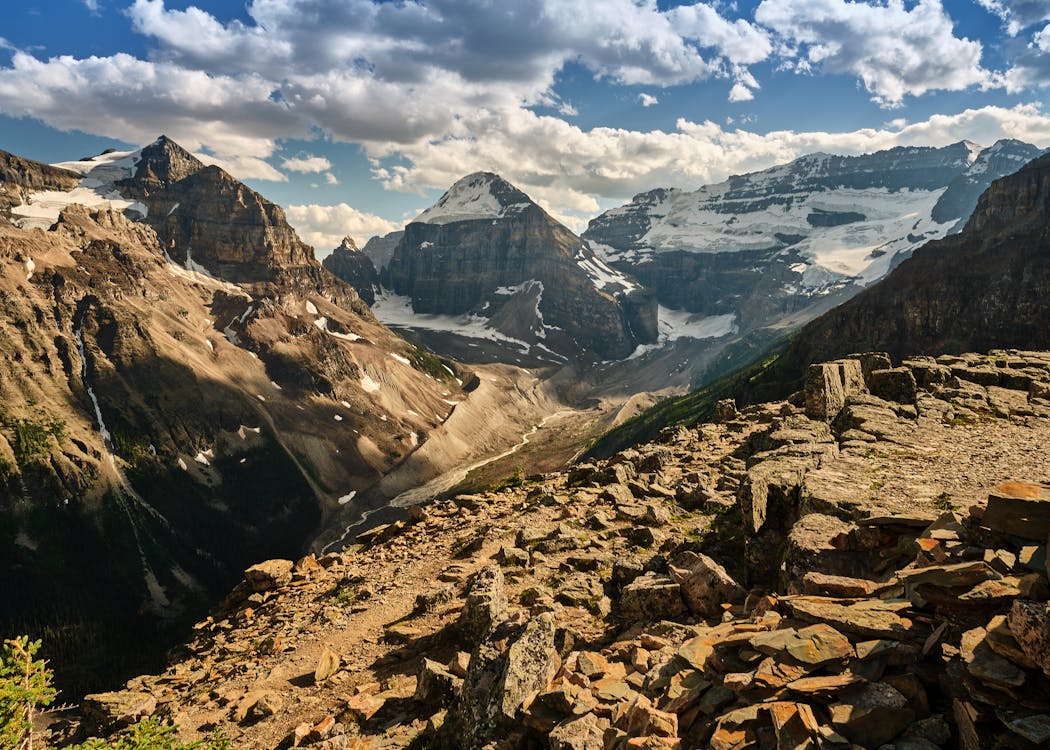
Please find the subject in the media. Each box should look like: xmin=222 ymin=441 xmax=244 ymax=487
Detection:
xmin=72 ymin=349 xmax=1050 ymax=750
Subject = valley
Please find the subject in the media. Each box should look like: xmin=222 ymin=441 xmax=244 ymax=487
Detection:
xmin=2 ymin=133 xmax=1050 ymax=750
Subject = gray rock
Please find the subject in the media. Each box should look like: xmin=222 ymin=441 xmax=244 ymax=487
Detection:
xmin=619 ymin=572 xmax=686 ymax=622
xmin=459 ymin=614 xmax=558 ymax=750
xmin=805 ymin=359 xmax=867 ymax=421
xmin=867 ymin=367 xmax=918 ymax=404
xmin=459 ymin=565 xmax=507 ymax=646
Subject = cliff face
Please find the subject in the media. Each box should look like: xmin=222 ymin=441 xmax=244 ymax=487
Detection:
xmin=322 ymin=236 xmax=381 ymax=305
xmin=0 ymin=140 xmax=467 ymax=696
xmin=382 ymin=172 xmax=656 ymax=362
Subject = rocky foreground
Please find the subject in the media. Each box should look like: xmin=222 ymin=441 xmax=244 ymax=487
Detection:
xmin=67 ymin=350 xmax=1050 ymax=749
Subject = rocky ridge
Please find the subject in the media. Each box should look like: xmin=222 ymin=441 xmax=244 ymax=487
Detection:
xmin=0 ymin=140 xmax=469 ymax=694
xmin=68 ymin=347 xmax=1050 ymax=749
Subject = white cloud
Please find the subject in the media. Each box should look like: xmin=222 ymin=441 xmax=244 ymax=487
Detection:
xmin=371 ymin=104 xmax=1050 ymax=222
xmin=638 ymin=93 xmax=658 ymax=107
xmin=756 ymin=0 xmax=995 ymax=107
xmin=83 ymin=0 xmax=101 ymax=12
xmin=977 ymin=0 xmax=1050 ymax=35
xmin=728 ymin=82 xmax=754 ymax=102
xmin=285 ymin=202 xmax=401 ymax=251
xmin=325 ymin=172 xmax=340 ymax=185
xmin=196 ymin=152 xmax=287 ymax=181
xmin=281 ymin=154 xmax=333 ymax=173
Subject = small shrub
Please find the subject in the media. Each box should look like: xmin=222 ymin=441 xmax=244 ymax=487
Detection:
xmin=0 ymin=636 xmax=57 ymax=750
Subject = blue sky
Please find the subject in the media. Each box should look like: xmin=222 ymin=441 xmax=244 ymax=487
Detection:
xmin=1 ymin=0 xmax=1049 ymax=250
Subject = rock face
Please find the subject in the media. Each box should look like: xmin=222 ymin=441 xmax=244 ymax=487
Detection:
xmin=322 ymin=236 xmax=381 ymax=305
xmin=378 ymin=172 xmax=656 ymax=361
xmin=0 ymin=139 xmax=467 ymax=697
xmin=582 ymin=140 xmax=1044 ymax=362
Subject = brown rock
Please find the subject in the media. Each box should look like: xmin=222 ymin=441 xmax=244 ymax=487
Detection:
xmin=805 ymin=359 xmax=867 ymax=421
xmin=1008 ymin=599 xmax=1050 ymax=678
xmin=668 ymin=551 xmax=744 ymax=616
xmin=801 ymin=571 xmax=882 ymax=597
xmin=314 ymin=648 xmax=341 ymax=683
xmin=981 ymin=482 xmax=1050 ymax=540
xmin=81 ymin=691 xmax=157 ymax=734
xmin=244 ymin=559 xmax=294 ymax=592
xmin=786 ymin=596 xmax=916 ymax=640
xmin=549 ymin=712 xmax=607 ymax=750
xmin=829 ymin=682 xmax=913 ymax=747
xmin=619 ymin=572 xmax=686 ymax=622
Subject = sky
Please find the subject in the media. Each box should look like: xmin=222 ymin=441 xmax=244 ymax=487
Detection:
xmin=1 ymin=0 xmax=1049 ymax=252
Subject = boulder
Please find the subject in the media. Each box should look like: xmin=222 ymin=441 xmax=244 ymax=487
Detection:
xmin=459 ymin=565 xmax=507 ymax=646
xmin=81 ymin=691 xmax=157 ymax=734
xmin=459 ymin=614 xmax=558 ymax=750
xmin=829 ymin=682 xmax=914 ymax=747
xmin=981 ymin=482 xmax=1050 ymax=540
xmin=619 ymin=572 xmax=687 ymax=622
xmin=314 ymin=648 xmax=341 ymax=683
xmin=668 ymin=551 xmax=744 ymax=617
xmin=804 ymin=359 xmax=866 ymax=421
xmin=244 ymin=559 xmax=294 ymax=592
xmin=415 ymin=658 xmax=462 ymax=709
xmin=549 ymin=712 xmax=607 ymax=750
xmin=867 ymin=367 xmax=918 ymax=404
xmin=1008 ymin=599 xmax=1050 ymax=678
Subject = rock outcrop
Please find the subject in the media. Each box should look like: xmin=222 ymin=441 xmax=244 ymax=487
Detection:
xmin=64 ymin=346 xmax=1050 ymax=750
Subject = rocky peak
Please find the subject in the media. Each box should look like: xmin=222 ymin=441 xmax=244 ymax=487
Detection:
xmin=413 ymin=171 xmax=535 ymax=225
xmin=383 ymin=173 xmax=655 ymax=361
xmin=322 ymin=235 xmax=380 ymax=305
xmin=122 ymin=135 xmax=205 ymax=192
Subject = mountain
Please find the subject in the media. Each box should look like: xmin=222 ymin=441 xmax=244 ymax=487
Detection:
xmin=322 ymin=235 xmax=381 ymax=305
xmin=590 ymin=149 xmax=1050 ymax=455
xmin=583 ymin=139 xmax=1045 ymax=342
xmin=0 ymin=139 xmax=467 ymax=694
xmin=371 ymin=172 xmax=658 ymax=363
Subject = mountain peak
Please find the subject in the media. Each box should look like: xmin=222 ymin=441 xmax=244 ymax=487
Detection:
xmin=338 ymin=235 xmax=360 ymax=252
xmin=413 ymin=171 xmax=534 ymax=225
xmin=128 ymin=135 xmax=205 ymax=188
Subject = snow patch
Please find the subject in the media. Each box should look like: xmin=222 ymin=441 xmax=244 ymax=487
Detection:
xmin=414 ymin=173 xmax=529 ymax=224
xmin=337 ymin=491 xmax=357 ymax=506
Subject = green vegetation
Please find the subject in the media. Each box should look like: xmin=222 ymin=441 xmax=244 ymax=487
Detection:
xmin=494 ymin=464 xmax=526 ymax=492
xmin=73 ymin=719 xmax=235 ymax=750
xmin=406 ymin=345 xmax=456 ymax=382
xmin=0 ymin=636 xmax=236 ymax=749
xmin=0 ymin=409 xmax=67 ymax=465
xmin=933 ymin=492 xmax=956 ymax=511
xmin=1 ymin=637 xmax=56 ymax=750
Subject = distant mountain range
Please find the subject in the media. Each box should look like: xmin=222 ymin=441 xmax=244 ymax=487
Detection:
xmin=344 ymin=139 xmax=1044 ymax=380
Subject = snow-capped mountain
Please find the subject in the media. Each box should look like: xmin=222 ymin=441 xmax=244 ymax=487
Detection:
xmin=369 ymin=172 xmax=658 ymax=363
xmin=582 ymin=139 xmax=1045 ymax=340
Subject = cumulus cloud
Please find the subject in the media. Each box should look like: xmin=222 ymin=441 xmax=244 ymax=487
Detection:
xmin=756 ymin=0 xmax=994 ymax=106
xmin=83 ymin=0 xmax=101 ymax=12
xmin=286 ymin=202 xmax=401 ymax=251
xmin=638 ymin=93 xmax=658 ymax=107
xmin=728 ymin=82 xmax=754 ymax=101
xmin=281 ymin=154 xmax=333 ymax=173
xmin=371 ymin=104 xmax=1050 ymax=226
xmin=977 ymin=0 xmax=1050 ymax=34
